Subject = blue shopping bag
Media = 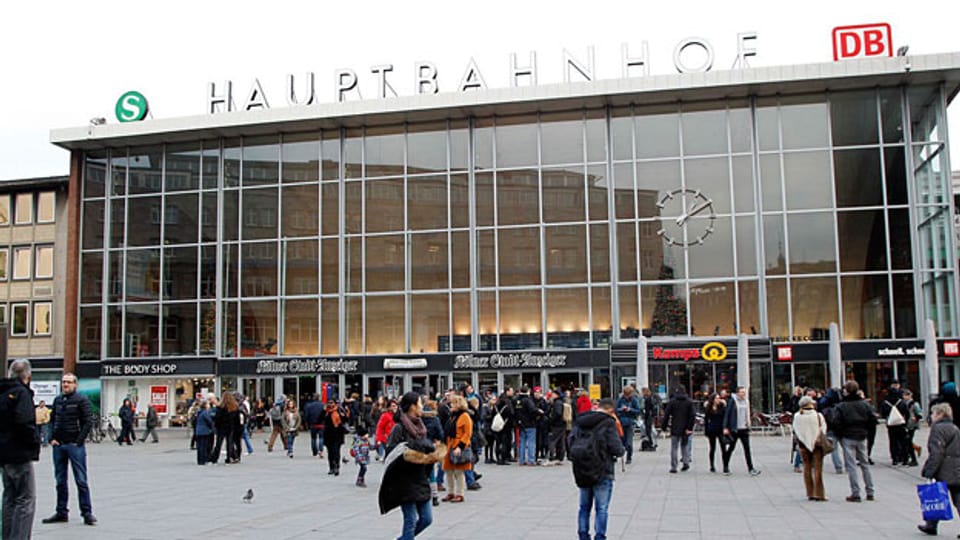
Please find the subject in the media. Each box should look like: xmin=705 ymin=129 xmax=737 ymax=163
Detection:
xmin=918 ymin=481 xmax=955 ymax=522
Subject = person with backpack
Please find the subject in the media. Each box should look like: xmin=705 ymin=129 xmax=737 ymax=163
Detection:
xmin=663 ymin=387 xmax=695 ymax=473
xmin=881 ymin=381 xmax=911 ymax=466
xmin=615 ymin=386 xmax=641 ymax=465
xmin=265 ymin=397 xmax=287 ymax=453
xmin=569 ymin=398 xmax=624 ymax=540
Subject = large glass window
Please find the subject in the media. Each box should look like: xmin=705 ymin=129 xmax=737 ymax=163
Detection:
xmin=408 ymin=175 xmax=447 ymax=230
xmin=407 ymin=123 xmax=447 ymax=174
xmin=281 ymin=184 xmax=319 ymax=238
xmin=689 ymin=281 xmax=736 ymax=337
xmin=282 ymin=133 xmax=320 ymax=183
xmin=364 ymin=126 xmax=404 ymax=177
xmin=127 ymin=196 xmax=161 ymax=247
xmin=499 ymin=289 xmax=542 ymax=349
xmin=499 ymin=228 xmax=540 ymax=286
xmin=643 ymin=282 xmax=687 ymax=336
xmin=285 ymin=239 xmax=318 ymax=295
xmin=14 ymin=194 xmax=32 ymax=225
xmin=164 ymin=193 xmax=198 ymax=245
xmin=837 ymin=210 xmax=887 ymax=272
xmin=37 ymin=192 xmax=55 ymax=223
xmin=241 ymin=300 xmax=278 ymax=356
xmin=791 ymin=277 xmax=838 ymax=341
xmin=787 ymin=212 xmax=836 ymax=274
xmin=0 ymin=195 xmax=10 ymax=226
xmin=546 ymin=288 xmax=588 ymax=348
xmin=127 ymin=148 xmax=163 ymax=194
xmin=545 ymin=225 xmax=586 ymax=284
xmin=11 ymin=304 xmax=28 ymax=336
xmin=242 ymin=188 xmax=278 ymax=240
xmin=834 ymin=148 xmax=883 ymax=208
xmin=243 ymin=137 xmax=279 ymax=186
xmin=13 ymin=247 xmax=31 ymax=280
xmin=283 ymin=299 xmax=319 ymax=356
xmin=366 ymin=295 xmax=404 ymax=353
xmin=783 ymin=151 xmax=832 ymax=210
xmin=366 ymin=179 xmax=404 ymax=233
xmin=241 ymin=242 xmax=277 ymax=297
xmin=366 ymin=235 xmax=404 ymax=292
xmin=126 ymin=303 xmax=159 ymax=356
xmin=497 ymin=170 xmax=539 ymax=225
xmin=830 ymin=90 xmax=879 ymax=147
xmin=541 ymin=112 xmax=584 ymax=166
xmin=411 ymin=233 xmax=447 ymax=290
xmin=841 ymin=274 xmax=891 ymax=339
xmin=495 ymin=116 xmax=537 ymax=168
xmin=165 ymin=143 xmax=201 ymax=191
xmin=126 ymin=249 xmax=160 ymax=301
xmin=0 ymin=249 xmax=9 ymax=281
xmin=542 ymin=167 xmax=585 ymax=223
xmin=163 ymin=247 xmax=197 ymax=300
xmin=411 ymin=294 xmax=449 ymax=353
xmin=163 ymin=302 xmax=197 ymax=356
xmin=321 ymin=298 xmax=339 ymax=355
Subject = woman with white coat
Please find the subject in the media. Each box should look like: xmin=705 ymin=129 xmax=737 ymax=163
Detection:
xmin=793 ymin=396 xmax=828 ymax=501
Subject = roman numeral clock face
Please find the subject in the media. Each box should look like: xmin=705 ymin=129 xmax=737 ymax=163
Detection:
xmin=656 ymin=188 xmax=716 ymax=247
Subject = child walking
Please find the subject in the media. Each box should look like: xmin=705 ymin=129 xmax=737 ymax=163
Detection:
xmin=351 ymin=426 xmax=372 ymax=487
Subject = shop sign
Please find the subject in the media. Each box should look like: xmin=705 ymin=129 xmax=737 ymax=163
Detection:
xmin=30 ymin=381 xmax=60 ymax=405
xmin=100 ymin=358 xmax=216 ymax=377
xmin=943 ymin=341 xmax=960 ymax=357
xmin=589 ymin=384 xmax=602 ymax=400
xmin=207 ymin=33 xmax=760 ymax=114
xmin=876 ymin=346 xmax=925 ymax=357
xmin=452 ymin=352 xmax=568 ymax=370
xmin=150 ymin=386 xmax=168 ymax=414
xmin=254 ymin=358 xmax=359 ymax=375
xmin=832 ymin=23 xmax=893 ymax=61
xmin=383 ymin=358 xmax=428 ymax=370
xmin=102 ymin=362 xmax=179 ymax=376
xmin=777 ymin=346 xmax=793 ymax=362
xmin=651 ymin=341 xmax=728 ymax=362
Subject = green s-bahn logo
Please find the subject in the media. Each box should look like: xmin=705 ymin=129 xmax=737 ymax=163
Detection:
xmin=115 ymin=91 xmax=149 ymax=123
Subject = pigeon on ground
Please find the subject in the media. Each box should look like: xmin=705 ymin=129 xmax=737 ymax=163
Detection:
xmin=242 ymin=489 xmax=254 ymax=503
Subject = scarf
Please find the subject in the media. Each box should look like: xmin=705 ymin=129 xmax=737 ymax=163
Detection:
xmin=734 ymin=395 xmax=749 ymax=430
xmin=444 ymin=410 xmax=463 ymax=440
xmin=326 ymin=404 xmax=342 ymax=428
xmin=793 ymin=407 xmax=823 ymax=452
xmin=399 ymin=411 xmax=427 ymax=440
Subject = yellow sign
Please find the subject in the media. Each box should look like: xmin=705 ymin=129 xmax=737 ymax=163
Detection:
xmin=701 ymin=341 xmax=728 ymax=362
xmin=589 ymin=384 xmax=602 ymax=400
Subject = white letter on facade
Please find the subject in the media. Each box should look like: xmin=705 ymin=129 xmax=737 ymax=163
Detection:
xmin=673 ymin=38 xmax=715 ymax=73
xmin=244 ymin=79 xmax=270 ymax=111
xmin=415 ymin=62 xmax=439 ymax=95
xmin=286 ymin=73 xmax=316 ymax=106
xmin=371 ymin=64 xmax=398 ymax=98
xmin=335 ymin=69 xmax=361 ymax=102
xmin=510 ymin=52 xmax=537 ymax=87
xmin=207 ymin=81 xmax=233 ymax=115
xmin=459 ymin=58 xmax=488 ymax=92
xmin=734 ymin=32 xmax=757 ymax=69
xmin=563 ymin=47 xmax=595 ymax=82
xmin=621 ymin=42 xmax=650 ymax=78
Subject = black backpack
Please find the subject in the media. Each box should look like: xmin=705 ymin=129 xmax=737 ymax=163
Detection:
xmin=569 ymin=418 xmax=611 ymax=487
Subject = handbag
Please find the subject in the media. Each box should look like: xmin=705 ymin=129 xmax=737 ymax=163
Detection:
xmin=887 ymin=399 xmax=906 ymax=427
xmin=450 ymin=446 xmax=474 ymax=465
xmin=491 ymin=407 xmax=506 ymax=433
xmin=816 ymin=415 xmax=834 ymax=455
xmin=918 ymin=481 xmax=955 ymax=522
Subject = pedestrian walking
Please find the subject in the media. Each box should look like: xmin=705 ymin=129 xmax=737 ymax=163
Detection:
xmin=1 ymin=360 xmax=40 ymax=539
xmin=35 ymin=400 xmax=50 ymax=447
xmin=834 ymin=381 xmax=876 ymax=502
xmin=265 ymin=397 xmax=287 ymax=452
xmin=187 ymin=400 xmax=201 ymax=450
xmin=118 ymin=399 xmax=135 ymax=446
xmin=569 ymin=398 xmax=624 ymax=540
xmin=663 ymin=387 xmax=695 ymax=473
xmin=703 ymin=392 xmax=726 ymax=473
xmin=793 ymin=396 xmax=828 ymax=501
xmin=43 ymin=372 xmax=97 ymax=526
xmin=282 ymin=400 xmax=301 ymax=459
xmin=303 ymin=394 xmax=325 ymax=459
xmin=640 ymin=387 xmax=658 ymax=451
xmin=722 ymin=386 xmax=761 ymax=476
xmin=322 ymin=399 xmax=348 ymax=475
xmin=376 ymin=400 xmax=398 ymax=461
xmin=918 ymin=403 xmax=960 ymax=535
xmin=351 ymin=426 xmax=372 ymax=487
xmin=239 ymin=395 xmax=254 ymax=456
xmin=904 ymin=389 xmax=922 ymax=467
xmin=442 ymin=395 xmax=473 ymax=503
xmin=880 ymin=381 xmax=910 ymax=466
xmin=195 ymin=400 xmax=215 ymax=465
xmin=615 ymin=386 xmax=641 ymax=465
xmin=139 ymin=405 xmax=159 ymax=443
xmin=380 ymin=392 xmax=444 ymax=540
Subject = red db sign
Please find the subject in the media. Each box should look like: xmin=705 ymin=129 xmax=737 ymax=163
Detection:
xmin=832 ymin=23 xmax=893 ymax=61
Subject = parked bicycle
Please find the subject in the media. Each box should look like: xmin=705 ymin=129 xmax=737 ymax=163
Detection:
xmin=86 ymin=415 xmax=119 ymax=443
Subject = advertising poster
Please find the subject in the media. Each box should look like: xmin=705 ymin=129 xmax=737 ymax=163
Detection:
xmin=150 ymin=385 xmax=168 ymax=414
xmin=30 ymin=381 xmax=60 ymax=406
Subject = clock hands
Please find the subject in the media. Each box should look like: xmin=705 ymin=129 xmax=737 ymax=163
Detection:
xmin=675 ymin=196 xmax=713 ymax=226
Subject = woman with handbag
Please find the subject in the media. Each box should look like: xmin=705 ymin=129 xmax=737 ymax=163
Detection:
xmin=792 ymin=395 xmax=829 ymax=501
xmin=703 ymin=393 xmax=726 ymax=473
xmin=442 ymin=395 xmax=474 ymax=503
xmin=918 ymin=403 xmax=960 ymax=535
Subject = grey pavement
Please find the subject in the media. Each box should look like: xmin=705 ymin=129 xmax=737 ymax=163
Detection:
xmin=22 ymin=427 xmax=939 ymax=539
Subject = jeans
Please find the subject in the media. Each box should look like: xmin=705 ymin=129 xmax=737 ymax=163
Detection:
xmin=578 ymin=477 xmax=613 ymax=540
xmin=841 ymin=438 xmax=874 ymax=498
xmin=242 ymin=426 xmax=254 ymax=454
xmin=310 ymin=427 xmax=324 ymax=456
xmin=620 ymin=423 xmax=635 ymax=461
xmin=520 ymin=427 xmax=537 ymax=464
xmin=196 ymin=434 xmax=212 ymax=465
xmin=286 ymin=433 xmax=297 ymax=455
xmin=2 ymin=462 xmax=35 ymax=540
xmin=399 ymin=499 xmax=432 ymax=540
xmin=670 ymin=435 xmax=691 ymax=470
xmin=53 ymin=443 xmax=93 ymax=517
xmin=827 ymin=432 xmax=844 ymax=472
xmin=436 ymin=464 xmax=445 ymax=487
xmin=465 ymin=468 xmax=476 ymax=486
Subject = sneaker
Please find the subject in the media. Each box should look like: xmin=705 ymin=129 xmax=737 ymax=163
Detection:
xmin=467 ymin=483 xmax=482 ymax=491
xmin=83 ymin=514 xmax=98 ymax=526
xmin=749 ymin=469 xmax=762 ymax=477
xmin=474 ymin=473 xmax=483 ymax=481
xmin=846 ymin=495 xmax=862 ymax=503
xmin=42 ymin=514 xmax=68 ymax=524
xmin=681 ymin=464 xmax=690 ymax=472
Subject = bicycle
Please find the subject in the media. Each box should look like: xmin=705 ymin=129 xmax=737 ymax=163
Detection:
xmin=87 ymin=415 xmax=119 ymax=443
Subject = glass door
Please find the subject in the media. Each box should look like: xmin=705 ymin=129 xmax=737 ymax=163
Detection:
xmin=477 ymin=372 xmax=498 ymax=397
xmin=409 ymin=375 xmax=429 ymax=396
xmin=502 ymin=373 xmax=522 ymax=393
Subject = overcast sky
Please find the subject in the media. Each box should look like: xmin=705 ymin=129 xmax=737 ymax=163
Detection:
xmin=0 ymin=0 xmax=957 ymax=180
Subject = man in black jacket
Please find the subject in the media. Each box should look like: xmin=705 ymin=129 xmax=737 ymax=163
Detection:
xmin=835 ymin=380 xmax=876 ymax=503
xmin=516 ymin=386 xmax=542 ymax=465
xmin=494 ymin=388 xmax=515 ymax=465
xmin=302 ymin=394 xmax=325 ymax=458
xmin=880 ymin=382 xmax=910 ymax=466
xmin=663 ymin=387 xmax=695 ymax=474
xmin=43 ymin=372 xmax=97 ymax=526
xmin=570 ymin=398 xmax=624 ymax=540
xmin=0 ymin=359 xmax=40 ymax=539
xmin=548 ymin=390 xmax=568 ymax=462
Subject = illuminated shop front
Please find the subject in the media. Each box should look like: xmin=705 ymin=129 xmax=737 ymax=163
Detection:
xmin=53 ymin=53 xmax=960 ymax=409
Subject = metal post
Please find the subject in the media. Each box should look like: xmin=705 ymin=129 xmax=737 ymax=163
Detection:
xmin=636 ymin=336 xmax=649 ymax=391
xmin=737 ymin=333 xmax=750 ymax=389
xmin=924 ymin=318 xmax=939 ymax=406
xmin=829 ymin=323 xmax=842 ymax=389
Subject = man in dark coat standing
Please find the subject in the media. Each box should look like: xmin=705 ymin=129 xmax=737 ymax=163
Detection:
xmin=663 ymin=387 xmax=695 ymax=473
xmin=44 ymin=372 xmax=97 ymax=526
xmin=0 ymin=359 xmax=40 ymax=539
xmin=835 ymin=381 xmax=876 ymax=502
xmin=918 ymin=402 xmax=960 ymax=535
xmin=494 ymin=388 xmax=515 ymax=465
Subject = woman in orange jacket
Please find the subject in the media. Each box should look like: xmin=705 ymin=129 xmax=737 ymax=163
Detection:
xmin=442 ymin=395 xmax=473 ymax=503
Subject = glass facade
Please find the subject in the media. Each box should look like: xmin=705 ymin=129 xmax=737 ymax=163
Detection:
xmin=76 ymin=85 xmax=958 ymax=360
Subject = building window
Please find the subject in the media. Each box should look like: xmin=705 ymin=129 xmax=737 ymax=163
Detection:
xmin=0 ymin=249 xmax=7 ymax=280
xmin=0 ymin=195 xmax=9 ymax=226
xmin=14 ymin=194 xmax=32 ymax=225
xmin=33 ymin=303 xmax=51 ymax=336
xmin=35 ymin=246 xmax=53 ymax=279
xmin=0 ymin=304 xmax=7 ymax=324
xmin=13 ymin=247 xmax=31 ymax=280
xmin=37 ymin=192 xmax=55 ymax=223
xmin=10 ymin=304 xmax=27 ymax=336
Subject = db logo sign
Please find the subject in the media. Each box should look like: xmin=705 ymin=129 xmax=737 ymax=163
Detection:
xmin=832 ymin=23 xmax=893 ymax=61
xmin=777 ymin=346 xmax=793 ymax=362
xmin=944 ymin=341 xmax=960 ymax=357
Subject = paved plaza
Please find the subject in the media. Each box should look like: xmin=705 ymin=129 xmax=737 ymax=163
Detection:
xmin=24 ymin=427 xmax=939 ymax=539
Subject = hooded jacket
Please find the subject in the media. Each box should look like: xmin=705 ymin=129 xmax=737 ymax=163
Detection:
xmin=569 ymin=411 xmax=624 ymax=482
xmin=0 ymin=378 xmax=40 ymax=464
xmin=380 ymin=418 xmax=446 ymax=514
xmin=923 ymin=418 xmax=960 ymax=486
xmin=663 ymin=392 xmax=696 ymax=437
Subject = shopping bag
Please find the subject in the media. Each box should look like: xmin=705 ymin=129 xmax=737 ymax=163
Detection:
xmin=918 ymin=481 xmax=955 ymax=522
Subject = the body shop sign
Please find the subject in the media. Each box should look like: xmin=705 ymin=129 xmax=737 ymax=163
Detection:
xmin=150 ymin=386 xmax=168 ymax=414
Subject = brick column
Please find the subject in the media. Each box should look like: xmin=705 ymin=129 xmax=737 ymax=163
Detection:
xmin=63 ymin=151 xmax=82 ymax=374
